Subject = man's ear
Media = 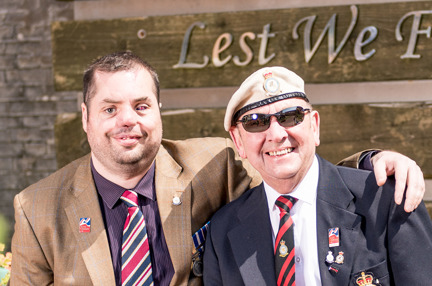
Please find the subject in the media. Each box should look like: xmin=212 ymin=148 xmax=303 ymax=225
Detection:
xmin=311 ymin=110 xmax=320 ymax=147
xmin=229 ymin=127 xmax=247 ymax=159
xmin=81 ymin=102 xmax=88 ymax=133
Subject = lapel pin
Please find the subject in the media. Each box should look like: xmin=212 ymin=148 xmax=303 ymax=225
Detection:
xmin=328 ymin=227 xmax=340 ymax=247
xmin=335 ymin=251 xmax=344 ymax=264
xmin=79 ymin=217 xmax=91 ymax=233
xmin=325 ymin=251 xmax=334 ymax=264
xmin=172 ymin=195 xmax=182 ymax=206
xmin=329 ymin=265 xmax=339 ymax=274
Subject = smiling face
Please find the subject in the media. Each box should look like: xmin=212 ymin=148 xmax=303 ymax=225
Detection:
xmin=81 ymin=67 xmax=162 ymax=179
xmin=229 ymin=98 xmax=320 ymax=193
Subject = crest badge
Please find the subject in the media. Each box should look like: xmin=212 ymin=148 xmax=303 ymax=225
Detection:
xmin=263 ymin=71 xmax=280 ymax=96
xmin=335 ymin=251 xmax=344 ymax=264
xmin=279 ymin=240 xmax=289 ymax=257
xmin=355 ymin=272 xmax=381 ymax=286
xmin=325 ymin=251 xmax=334 ymax=264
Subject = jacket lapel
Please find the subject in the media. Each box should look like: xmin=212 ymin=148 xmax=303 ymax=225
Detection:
xmin=64 ymin=155 xmax=116 ymax=286
xmin=316 ymin=156 xmax=361 ymax=285
xmin=154 ymin=145 xmax=193 ymax=285
xmin=227 ymin=185 xmax=277 ymax=285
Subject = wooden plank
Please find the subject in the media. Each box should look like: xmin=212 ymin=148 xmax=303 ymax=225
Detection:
xmin=55 ymin=103 xmax=432 ymax=178
xmin=316 ymin=103 xmax=432 ymax=177
xmin=52 ymin=1 xmax=432 ymax=91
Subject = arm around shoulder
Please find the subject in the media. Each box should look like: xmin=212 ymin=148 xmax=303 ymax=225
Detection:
xmin=336 ymin=149 xmax=378 ymax=169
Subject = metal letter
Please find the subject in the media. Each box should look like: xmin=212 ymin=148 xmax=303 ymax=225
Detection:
xmin=173 ymin=21 xmax=209 ymax=69
xmin=233 ymin=32 xmax=255 ymax=66
xmin=293 ymin=5 xmax=358 ymax=64
xmin=212 ymin=33 xmax=233 ymax=67
xmin=354 ymin=26 xmax=378 ymax=61
xmin=396 ymin=10 xmax=432 ymax=59
xmin=257 ymin=24 xmax=276 ymax=65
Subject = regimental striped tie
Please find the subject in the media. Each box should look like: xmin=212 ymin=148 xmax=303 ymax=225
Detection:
xmin=274 ymin=195 xmax=298 ymax=286
xmin=120 ymin=190 xmax=153 ymax=286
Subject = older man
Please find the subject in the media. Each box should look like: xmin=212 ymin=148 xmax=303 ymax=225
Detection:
xmin=203 ymin=66 xmax=432 ymax=285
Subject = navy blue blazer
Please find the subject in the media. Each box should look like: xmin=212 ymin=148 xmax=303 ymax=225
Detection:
xmin=203 ymin=155 xmax=432 ymax=285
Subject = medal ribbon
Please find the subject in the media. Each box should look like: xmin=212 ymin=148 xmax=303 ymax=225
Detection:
xmin=192 ymin=221 xmax=210 ymax=258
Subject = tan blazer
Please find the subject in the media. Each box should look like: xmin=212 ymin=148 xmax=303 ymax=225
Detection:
xmin=10 ymin=137 xmax=361 ymax=285
xmin=9 ymin=137 xmax=262 ymax=286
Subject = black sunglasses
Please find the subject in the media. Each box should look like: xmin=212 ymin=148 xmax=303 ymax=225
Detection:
xmin=236 ymin=106 xmax=311 ymax=133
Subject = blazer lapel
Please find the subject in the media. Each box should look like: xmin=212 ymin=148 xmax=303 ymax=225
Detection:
xmin=64 ymin=155 xmax=116 ymax=286
xmin=154 ymin=145 xmax=193 ymax=285
xmin=227 ymin=185 xmax=277 ymax=285
xmin=316 ymin=156 xmax=361 ymax=286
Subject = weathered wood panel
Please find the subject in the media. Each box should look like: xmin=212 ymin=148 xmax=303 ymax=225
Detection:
xmin=54 ymin=113 xmax=89 ymax=168
xmin=52 ymin=1 xmax=432 ymax=91
xmin=317 ymin=103 xmax=432 ymax=177
xmin=55 ymin=103 xmax=432 ymax=178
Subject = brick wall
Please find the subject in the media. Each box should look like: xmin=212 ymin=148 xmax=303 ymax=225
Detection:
xmin=0 ymin=0 xmax=76 ymax=247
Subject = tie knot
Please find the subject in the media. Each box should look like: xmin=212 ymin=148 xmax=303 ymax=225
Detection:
xmin=275 ymin=195 xmax=297 ymax=213
xmin=121 ymin=190 xmax=139 ymax=207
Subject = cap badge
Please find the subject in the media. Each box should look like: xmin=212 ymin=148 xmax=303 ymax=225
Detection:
xmin=263 ymin=71 xmax=280 ymax=96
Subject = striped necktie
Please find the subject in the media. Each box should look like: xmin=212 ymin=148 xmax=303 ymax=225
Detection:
xmin=274 ymin=195 xmax=298 ymax=286
xmin=120 ymin=190 xmax=153 ymax=286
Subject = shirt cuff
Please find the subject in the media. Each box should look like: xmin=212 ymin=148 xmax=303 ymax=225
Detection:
xmin=359 ymin=150 xmax=380 ymax=171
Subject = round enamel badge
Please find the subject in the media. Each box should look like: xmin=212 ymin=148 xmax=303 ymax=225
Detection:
xmin=264 ymin=77 xmax=280 ymax=95
xmin=172 ymin=196 xmax=181 ymax=206
xmin=263 ymin=71 xmax=280 ymax=95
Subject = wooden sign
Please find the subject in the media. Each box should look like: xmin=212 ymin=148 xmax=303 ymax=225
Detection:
xmin=52 ymin=1 xmax=432 ymax=91
xmin=55 ymin=103 xmax=432 ymax=177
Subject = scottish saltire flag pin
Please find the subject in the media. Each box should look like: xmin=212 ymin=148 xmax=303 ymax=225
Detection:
xmin=328 ymin=227 xmax=340 ymax=247
xmin=79 ymin=217 xmax=91 ymax=233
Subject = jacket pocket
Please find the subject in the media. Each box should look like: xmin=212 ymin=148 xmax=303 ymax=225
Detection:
xmin=351 ymin=260 xmax=390 ymax=285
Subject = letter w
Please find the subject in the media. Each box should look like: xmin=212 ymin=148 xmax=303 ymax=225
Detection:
xmin=293 ymin=5 xmax=358 ymax=64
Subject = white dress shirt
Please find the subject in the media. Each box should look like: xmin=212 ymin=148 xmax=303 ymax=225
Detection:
xmin=264 ymin=155 xmax=321 ymax=286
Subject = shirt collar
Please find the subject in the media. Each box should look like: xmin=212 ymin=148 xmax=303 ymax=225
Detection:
xmin=91 ymin=160 xmax=156 ymax=209
xmin=265 ymin=155 xmax=319 ymax=212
